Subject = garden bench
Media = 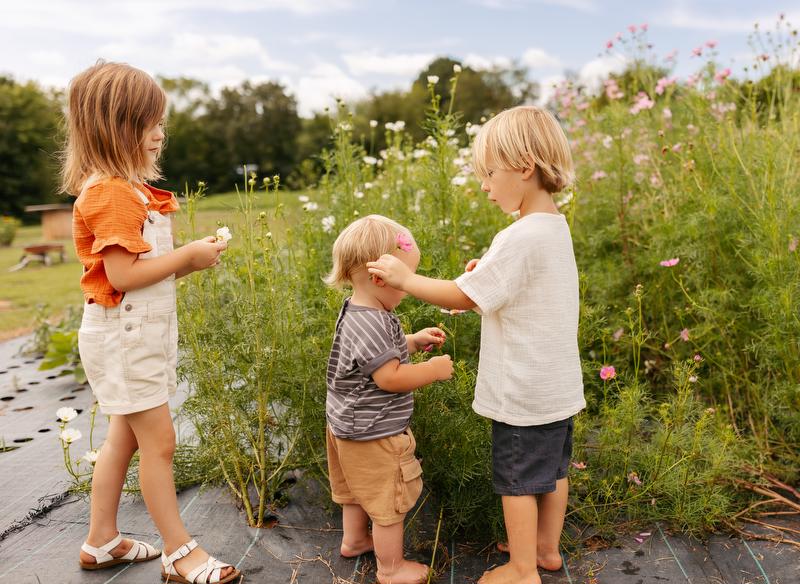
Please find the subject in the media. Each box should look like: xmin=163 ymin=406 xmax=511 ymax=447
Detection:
xmin=7 ymin=243 xmax=66 ymax=272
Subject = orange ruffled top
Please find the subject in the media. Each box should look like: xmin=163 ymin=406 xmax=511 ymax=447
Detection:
xmin=72 ymin=177 xmax=179 ymax=307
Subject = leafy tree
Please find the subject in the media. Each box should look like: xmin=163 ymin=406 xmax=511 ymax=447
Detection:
xmin=0 ymin=77 xmax=62 ymax=219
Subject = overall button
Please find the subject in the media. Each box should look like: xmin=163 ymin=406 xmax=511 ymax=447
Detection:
xmin=124 ymin=304 xmax=132 ymax=312
xmin=124 ymin=323 xmax=133 ymax=332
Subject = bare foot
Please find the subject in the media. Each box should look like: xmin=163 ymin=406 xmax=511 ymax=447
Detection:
xmin=341 ymin=534 xmax=374 ymax=557
xmin=79 ymin=537 xmax=133 ymax=565
xmin=376 ymin=558 xmax=429 ymax=584
xmin=478 ymin=562 xmax=541 ymax=584
xmin=171 ymin=546 xmax=237 ymax=582
xmin=495 ymin=543 xmax=562 ymax=571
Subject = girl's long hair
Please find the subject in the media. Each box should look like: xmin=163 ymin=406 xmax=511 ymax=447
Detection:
xmin=60 ymin=60 xmax=167 ymax=196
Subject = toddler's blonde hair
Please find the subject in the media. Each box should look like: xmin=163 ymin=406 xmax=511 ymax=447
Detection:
xmin=61 ymin=60 xmax=167 ymax=195
xmin=324 ymin=214 xmax=414 ymax=289
xmin=472 ymin=105 xmax=574 ymax=193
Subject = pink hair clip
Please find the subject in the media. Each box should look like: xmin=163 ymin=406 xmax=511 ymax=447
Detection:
xmin=396 ymin=232 xmax=414 ymax=252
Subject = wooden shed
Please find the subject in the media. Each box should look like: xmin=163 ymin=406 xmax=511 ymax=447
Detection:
xmin=24 ymin=203 xmax=73 ymax=240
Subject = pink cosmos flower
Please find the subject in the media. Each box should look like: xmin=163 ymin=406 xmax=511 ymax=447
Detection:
xmin=680 ymin=328 xmax=690 ymax=342
xmin=789 ymin=237 xmax=798 ymax=252
xmin=705 ymin=40 xmax=718 ymax=49
xmin=628 ymin=24 xmax=637 ymax=33
xmin=672 ymin=143 xmax=682 ymax=153
xmin=659 ymin=257 xmax=680 ymax=267
xmin=571 ymin=461 xmax=587 ymax=470
xmin=606 ymin=40 xmax=614 ymax=50
xmin=627 ymin=471 xmax=643 ymax=486
xmin=714 ymin=68 xmax=731 ymax=83
xmin=640 ymin=23 xmax=648 ymax=31
xmin=691 ymin=46 xmax=703 ymax=57
xmin=655 ymin=76 xmax=677 ymax=95
xmin=629 ymin=92 xmax=655 ymax=115
xmin=613 ymin=327 xmax=624 ymax=341
xmin=591 ymin=170 xmax=608 ymax=181
xmin=664 ymin=49 xmax=678 ymax=62
xmin=694 ymin=354 xmax=703 ymax=362
xmin=600 ymin=365 xmax=616 ymax=380
xmin=396 ymin=232 xmax=414 ymax=252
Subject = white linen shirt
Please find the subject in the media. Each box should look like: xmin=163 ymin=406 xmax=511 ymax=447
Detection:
xmin=455 ymin=212 xmax=585 ymax=426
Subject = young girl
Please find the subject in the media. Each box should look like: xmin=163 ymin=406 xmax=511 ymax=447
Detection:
xmin=65 ymin=61 xmax=241 ymax=584
xmin=367 ymin=106 xmax=585 ymax=584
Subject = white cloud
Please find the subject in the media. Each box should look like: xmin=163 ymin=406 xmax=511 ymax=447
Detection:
xmin=536 ymin=74 xmax=566 ymax=106
xmin=659 ymin=4 xmax=800 ymax=33
xmin=521 ymin=48 xmax=561 ymax=70
xmin=463 ymin=53 xmax=512 ymax=70
xmin=578 ymin=54 xmax=627 ymax=93
xmin=471 ymin=0 xmax=596 ymax=13
xmin=98 ymin=33 xmax=294 ymax=79
xmin=289 ymin=63 xmax=368 ymax=116
xmin=343 ymin=51 xmax=435 ymax=77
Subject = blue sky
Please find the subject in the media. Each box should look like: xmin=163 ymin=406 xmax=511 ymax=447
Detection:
xmin=1 ymin=0 xmax=795 ymax=115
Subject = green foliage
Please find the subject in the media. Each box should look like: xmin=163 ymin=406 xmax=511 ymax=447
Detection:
xmin=0 ymin=216 xmax=21 ymax=245
xmin=0 ymin=77 xmax=62 ymax=219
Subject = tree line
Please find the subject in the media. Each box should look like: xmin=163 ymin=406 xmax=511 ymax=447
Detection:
xmin=0 ymin=57 xmax=535 ymax=219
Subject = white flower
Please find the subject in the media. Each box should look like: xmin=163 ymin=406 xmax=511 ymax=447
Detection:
xmin=427 ymin=75 xmax=440 ymax=85
xmin=453 ymin=157 xmax=466 ymax=167
xmin=394 ymin=120 xmax=406 ymax=131
xmin=453 ymin=64 xmax=462 ymax=73
xmin=363 ymin=156 xmax=378 ymax=165
xmin=303 ymin=202 xmax=319 ymax=211
xmin=445 ymin=129 xmax=456 ymax=137
xmin=413 ymin=149 xmax=429 ymax=159
xmin=298 ymin=195 xmax=309 ymax=203
xmin=60 ymin=428 xmax=82 ymax=444
xmin=385 ymin=122 xmax=396 ymax=131
xmin=363 ymin=182 xmax=373 ymax=190
xmin=57 ymin=407 xmax=78 ymax=423
xmin=338 ymin=122 xmax=352 ymax=132
xmin=466 ymin=123 xmax=481 ymax=136
xmin=321 ymin=215 xmax=335 ymax=233
xmin=215 ymin=226 xmax=232 ymax=243
xmin=354 ymin=191 xmax=364 ymax=199
xmin=369 ymin=119 xmax=378 ymax=128
xmin=602 ymin=135 xmax=613 ymax=149
xmin=82 ymin=450 xmax=99 ymax=464
xmin=451 ymin=176 xmax=468 ymax=186
xmin=381 ymin=192 xmax=390 ymax=200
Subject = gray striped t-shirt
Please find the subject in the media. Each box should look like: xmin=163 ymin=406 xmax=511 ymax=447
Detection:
xmin=326 ymin=299 xmax=412 ymax=440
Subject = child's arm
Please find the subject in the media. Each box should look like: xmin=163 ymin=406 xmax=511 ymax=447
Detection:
xmin=405 ymin=327 xmax=446 ymax=355
xmin=103 ymin=237 xmax=226 ymax=292
xmin=367 ymin=255 xmax=476 ymax=310
xmin=372 ymin=355 xmax=453 ymax=393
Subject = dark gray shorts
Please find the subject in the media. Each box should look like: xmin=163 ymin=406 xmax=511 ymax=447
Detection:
xmin=492 ymin=417 xmax=574 ymax=496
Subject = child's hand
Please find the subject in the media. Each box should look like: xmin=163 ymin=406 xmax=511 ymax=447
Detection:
xmin=414 ymin=327 xmax=446 ymax=352
xmin=428 ymin=355 xmax=454 ymax=381
xmin=188 ymin=237 xmax=227 ymax=270
xmin=366 ymin=254 xmax=413 ymax=289
xmin=465 ymin=258 xmax=480 ymax=272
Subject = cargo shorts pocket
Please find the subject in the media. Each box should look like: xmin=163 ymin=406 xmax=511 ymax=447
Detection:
xmin=395 ymin=456 xmax=423 ymax=514
xmin=78 ymin=329 xmax=105 ymax=384
xmin=121 ymin=316 xmax=169 ymax=384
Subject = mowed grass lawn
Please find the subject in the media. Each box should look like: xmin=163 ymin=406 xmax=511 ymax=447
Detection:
xmin=0 ymin=189 xmax=303 ymax=340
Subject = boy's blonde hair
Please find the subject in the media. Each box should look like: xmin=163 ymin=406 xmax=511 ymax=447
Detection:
xmin=472 ymin=105 xmax=574 ymax=193
xmin=324 ymin=215 xmax=414 ymax=289
xmin=61 ymin=61 xmax=167 ymax=195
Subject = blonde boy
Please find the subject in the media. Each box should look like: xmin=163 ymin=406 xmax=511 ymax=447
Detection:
xmin=367 ymin=107 xmax=584 ymax=584
xmin=324 ymin=215 xmax=454 ymax=584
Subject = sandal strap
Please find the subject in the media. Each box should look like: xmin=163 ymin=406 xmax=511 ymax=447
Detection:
xmin=120 ymin=539 xmax=158 ymax=561
xmin=186 ymin=556 xmax=232 ymax=583
xmin=162 ymin=539 xmax=199 ymax=567
xmin=81 ymin=533 xmax=124 ymax=563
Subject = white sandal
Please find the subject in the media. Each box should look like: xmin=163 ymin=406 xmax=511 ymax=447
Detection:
xmin=80 ymin=533 xmax=160 ymax=570
xmin=161 ymin=539 xmax=241 ymax=583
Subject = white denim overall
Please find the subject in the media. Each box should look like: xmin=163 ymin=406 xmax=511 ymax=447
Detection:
xmin=78 ymin=185 xmax=178 ymax=415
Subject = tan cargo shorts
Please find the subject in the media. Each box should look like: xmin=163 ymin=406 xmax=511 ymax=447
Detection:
xmin=326 ymin=425 xmax=423 ymax=526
